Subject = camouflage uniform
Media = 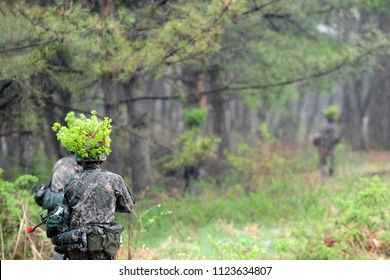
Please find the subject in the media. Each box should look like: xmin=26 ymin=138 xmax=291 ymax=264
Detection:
xmin=38 ymin=156 xmax=81 ymax=260
xmin=63 ymin=163 xmax=135 ymax=260
xmin=183 ymin=165 xmax=201 ymax=195
xmin=314 ymin=120 xmax=341 ymax=177
xmin=51 ymin=156 xmax=82 ymax=193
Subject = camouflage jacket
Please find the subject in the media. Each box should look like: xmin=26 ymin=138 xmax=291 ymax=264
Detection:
xmin=51 ymin=156 xmax=82 ymax=193
xmin=316 ymin=122 xmax=341 ymax=150
xmin=63 ymin=165 xmax=135 ymax=229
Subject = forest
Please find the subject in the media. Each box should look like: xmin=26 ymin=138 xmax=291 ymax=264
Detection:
xmin=0 ymin=0 xmax=389 ymax=260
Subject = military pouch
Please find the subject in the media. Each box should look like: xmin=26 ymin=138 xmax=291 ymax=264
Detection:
xmin=46 ymin=205 xmax=70 ymax=238
xmin=86 ymin=223 xmax=124 ymax=257
xmin=42 ymin=189 xmax=64 ymax=211
xmin=313 ymin=136 xmax=321 ymax=147
xmin=52 ymin=227 xmax=88 ymax=254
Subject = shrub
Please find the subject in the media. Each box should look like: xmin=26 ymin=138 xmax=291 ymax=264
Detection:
xmin=330 ymin=176 xmax=390 ymax=258
xmin=0 ymin=168 xmax=52 ymax=259
xmin=52 ymin=110 xmax=112 ymax=160
xmin=214 ymin=237 xmax=269 ymax=260
xmin=225 ymin=123 xmax=288 ymax=192
xmin=274 ymin=176 xmax=390 ymax=259
xmin=183 ymin=108 xmax=207 ymax=127
xmin=164 ymin=128 xmax=220 ymax=171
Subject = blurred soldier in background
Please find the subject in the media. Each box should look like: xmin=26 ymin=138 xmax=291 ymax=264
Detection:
xmin=313 ymin=105 xmax=342 ymax=178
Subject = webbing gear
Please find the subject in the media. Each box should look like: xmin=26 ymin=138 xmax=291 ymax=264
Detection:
xmin=86 ymin=224 xmax=124 ymax=257
xmin=52 ymin=224 xmax=123 ymax=257
xmin=68 ymin=168 xmax=100 ymax=207
xmin=46 ymin=205 xmax=71 ymax=238
xmin=52 ymin=228 xmax=88 ymax=253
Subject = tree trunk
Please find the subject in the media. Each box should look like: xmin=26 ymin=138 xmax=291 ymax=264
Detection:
xmin=305 ymin=93 xmax=320 ymax=143
xmin=125 ymin=77 xmax=152 ymax=193
xmin=367 ymin=66 xmax=390 ymax=150
xmin=342 ymin=80 xmax=365 ymax=150
xmin=367 ymin=13 xmax=390 ymax=150
xmin=102 ymin=73 xmax=124 ymax=174
xmin=207 ymin=66 xmax=230 ymax=159
xmin=19 ymin=131 xmax=35 ymax=173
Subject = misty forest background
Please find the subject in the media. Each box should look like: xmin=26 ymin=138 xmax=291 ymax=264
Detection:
xmin=0 ymin=0 xmax=389 ymax=260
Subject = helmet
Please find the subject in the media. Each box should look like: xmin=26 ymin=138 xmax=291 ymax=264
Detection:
xmin=75 ymin=153 xmax=107 ymax=164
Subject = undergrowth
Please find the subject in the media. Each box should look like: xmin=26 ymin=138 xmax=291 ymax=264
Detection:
xmin=1 ymin=145 xmax=389 ymax=260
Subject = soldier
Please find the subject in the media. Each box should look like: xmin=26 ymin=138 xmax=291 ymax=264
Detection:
xmin=50 ymin=111 xmax=135 ymax=260
xmin=40 ymin=156 xmax=82 ymax=212
xmin=313 ymin=105 xmax=342 ymax=178
xmin=166 ymin=108 xmax=219 ymax=196
xmin=183 ymin=164 xmax=201 ymax=195
xmin=33 ymin=155 xmax=81 ymax=260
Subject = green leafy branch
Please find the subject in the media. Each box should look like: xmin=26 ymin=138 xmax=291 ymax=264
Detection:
xmin=52 ymin=110 xmax=112 ymax=160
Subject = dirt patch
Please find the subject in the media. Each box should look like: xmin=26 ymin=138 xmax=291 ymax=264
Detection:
xmin=354 ymin=151 xmax=390 ymax=163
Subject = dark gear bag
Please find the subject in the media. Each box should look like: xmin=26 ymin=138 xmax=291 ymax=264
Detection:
xmin=42 ymin=188 xmax=64 ymax=211
xmin=52 ymin=227 xmax=88 ymax=254
xmin=46 ymin=205 xmax=71 ymax=238
xmin=34 ymin=181 xmax=51 ymax=207
xmin=48 ymin=169 xmax=100 ymax=239
xmin=313 ymin=135 xmax=321 ymax=147
xmin=86 ymin=223 xmax=124 ymax=258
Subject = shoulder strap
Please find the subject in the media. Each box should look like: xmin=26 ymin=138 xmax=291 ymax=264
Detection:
xmin=68 ymin=168 xmax=100 ymax=207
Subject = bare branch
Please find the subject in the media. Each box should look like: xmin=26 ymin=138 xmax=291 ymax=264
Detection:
xmin=0 ymin=130 xmax=20 ymax=137
xmin=241 ymin=0 xmax=282 ymax=16
xmin=47 ymin=65 xmax=84 ymax=74
xmin=0 ymin=37 xmax=61 ymax=54
xmin=124 ymin=44 xmax=387 ymax=103
xmin=120 ymin=95 xmax=183 ymax=103
xmin=45 ymin=101 xmax=96 ymax=117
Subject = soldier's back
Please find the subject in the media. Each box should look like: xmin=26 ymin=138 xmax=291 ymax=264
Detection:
xmin=64 ymin=168 xmax=134 ymax=228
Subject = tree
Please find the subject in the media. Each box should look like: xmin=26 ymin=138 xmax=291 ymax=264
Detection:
xmin=1 ymin=0 xmax=390 ymax=185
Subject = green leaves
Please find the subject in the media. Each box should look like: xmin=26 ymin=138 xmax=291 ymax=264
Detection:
xmin=333 ymin=176 xmax=389 ymax=231
xmin=164 ymin=127 xmax=220 ymax=170
xmin=274 ymin=176 xmax=390 ymax=259
xmin=0 ymin=168 xmax=41 ymax=259
xmin=183 ymin=107 xmax=208 ymax=127
xmin=323 ymin=105 xmax=341 ymax=120
xmin=52 ymin=110 xmax=112 ymax=160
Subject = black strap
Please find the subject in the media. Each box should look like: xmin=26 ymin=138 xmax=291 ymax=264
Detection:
xmin=69 ymin=169 xmax=100 ymax=207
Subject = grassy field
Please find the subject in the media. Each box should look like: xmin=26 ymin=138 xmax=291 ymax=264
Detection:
xmin=2 ymin=147 xmax=388 ymax=260
xmin=116 ymin=148 xmax=390 ymax=260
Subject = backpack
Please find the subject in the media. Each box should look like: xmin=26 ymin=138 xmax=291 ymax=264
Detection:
xmin=34 ymin=181 xmax=51 ymax=207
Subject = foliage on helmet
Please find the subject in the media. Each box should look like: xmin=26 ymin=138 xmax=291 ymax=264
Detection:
xmin=183 ymin=107 xmax=207 ymax=127
xmin=52 ymin=110 xmax=112 ymax=160
xmin=323 ymin=105 xmax=341 ymax=121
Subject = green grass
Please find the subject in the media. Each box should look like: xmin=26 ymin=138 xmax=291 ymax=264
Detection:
xmin=116 ymin=150 xmax=390 ymax=260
